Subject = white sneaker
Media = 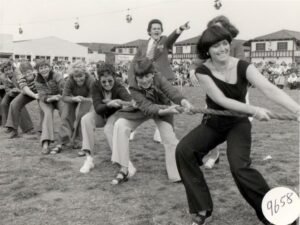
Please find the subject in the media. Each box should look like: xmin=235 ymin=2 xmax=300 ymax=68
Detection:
xmin=80 ymin=157 xmax=94 ymax=173
xmin=204 ymin=151 xmax=220 ymax=169
xmin=128 ymin=161 xmax=137 ymax=177
xmin=153 ymin=129 xmax=161 ymax=143
xmin=129 ymin=131 xmax=136 ymax=141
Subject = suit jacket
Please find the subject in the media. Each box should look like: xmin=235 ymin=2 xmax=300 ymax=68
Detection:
xmin=128 ymin=30 xmax=181 ymax=86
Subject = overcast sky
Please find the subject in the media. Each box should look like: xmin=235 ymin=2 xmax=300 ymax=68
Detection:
xmin=0 ymin=0 xmax=299 ymax=44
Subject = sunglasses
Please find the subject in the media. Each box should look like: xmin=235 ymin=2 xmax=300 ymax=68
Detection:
xmin=101 ymin=79 xmax=114 ymax=85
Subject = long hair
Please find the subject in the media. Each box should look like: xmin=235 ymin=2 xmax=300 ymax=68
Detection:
xmin=0 ymin=60 xmax=14 ymax=73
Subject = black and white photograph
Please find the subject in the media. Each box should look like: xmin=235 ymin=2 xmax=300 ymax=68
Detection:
xmin=0 ymin=0 xmax=299 ymax=224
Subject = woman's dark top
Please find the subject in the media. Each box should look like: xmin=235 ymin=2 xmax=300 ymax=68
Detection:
xmin=196 ymin=60 xmax=250 ymax=129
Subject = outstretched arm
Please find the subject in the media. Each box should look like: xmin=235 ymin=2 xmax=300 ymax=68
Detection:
xmin=196 ymin=73 xmax=271 ymax=120
xmin=166 ymin=21 xmax=190 ymax=49
xmin=246 ymin=65 xmax=300 ymax=114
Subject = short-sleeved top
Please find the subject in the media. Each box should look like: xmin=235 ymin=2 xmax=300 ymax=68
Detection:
xmin=196 ymin=60 xmax=250 ymax=111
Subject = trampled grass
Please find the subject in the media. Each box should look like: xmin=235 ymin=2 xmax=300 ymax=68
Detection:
xmin=0 ymin=86 xmax=299 ymax=225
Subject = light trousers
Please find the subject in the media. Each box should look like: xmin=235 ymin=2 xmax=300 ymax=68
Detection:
xmin=111 ymin=118 xmax=180 ymax=181
xmin=81 ymin=111 xmax=117 ymax=152
xmin=39 ymin=100 xmax=64 ymax=144
xmin=59 ymin=101 xmax=92 ymax=145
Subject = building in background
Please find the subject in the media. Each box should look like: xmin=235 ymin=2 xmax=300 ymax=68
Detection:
xmin=113 ymin=39 xmax=147 ymax=65
xmin=13 ymin=36 xmax=88 ymax=63
xmin=247 ymin=29 xmax=300 ymax=65
xmin=172 ymin=35 xmax=250 ymax=64
xmin=78 ymin=42 xmax=117 ymax=64
xmin=0 ymin=34 xmax=13 ymax=61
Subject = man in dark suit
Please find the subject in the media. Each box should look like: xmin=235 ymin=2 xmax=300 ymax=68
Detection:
xmin=128 ymin=19 xmax=190 ymax=142
xmin=129 ymin=19 xmax=190 ymax=83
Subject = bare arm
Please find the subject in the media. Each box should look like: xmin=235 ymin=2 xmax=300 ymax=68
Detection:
xmin=196 ymin=73 xmax=257 ymax=115
xmin=22 ymin=86 xmax=38 ymax=99
xmin=246 ymin=65 xmax=300 ymax=114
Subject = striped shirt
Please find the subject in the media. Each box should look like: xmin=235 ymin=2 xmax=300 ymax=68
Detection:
xmin=18 ymin=74 xmax=37 ymax=93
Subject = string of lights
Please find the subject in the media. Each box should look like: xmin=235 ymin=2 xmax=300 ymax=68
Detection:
xmin=1 ymin=0 xmax=222 ymax=34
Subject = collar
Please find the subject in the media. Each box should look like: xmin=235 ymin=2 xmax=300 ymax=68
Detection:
xmin=37 ymin=70 xmax=53 ymax=83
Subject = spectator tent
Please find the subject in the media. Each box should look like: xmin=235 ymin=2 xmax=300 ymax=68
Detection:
xmin=13 ymin=36 xmax=89 ymax=62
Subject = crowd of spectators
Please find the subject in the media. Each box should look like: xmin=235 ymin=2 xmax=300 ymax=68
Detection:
xmin=254 ymin=61 xmax=300 ymax=89
xmin=2 ymin=58 xmax=300 ymax=90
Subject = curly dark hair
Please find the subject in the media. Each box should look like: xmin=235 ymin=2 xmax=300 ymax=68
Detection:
xmin=1 ymin=60 xmax=14 ymax=73
xmin=147 ymin=19 xmax=163 ymax=35
xmin=207 ymin=15 xmax=239 ymax=38
xmin=35 ymin=59 xmax=50 ymax=70
xmin=133 ymin=58 xmax=156 ymax=77
xmin=197 ymin=26 xmax=232 ymax=60
xmin=97 ymin=63 xmax=116 ymax=77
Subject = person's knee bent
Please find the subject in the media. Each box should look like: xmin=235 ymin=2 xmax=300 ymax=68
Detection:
xmin=114 ymin=118 xmax=131 ymax=134
xmin=176 ymin=139 xmax=194 ymax=160
xmin=0 ymin=99 xmax=9 ymax=108
xmin=229 ymin=156 xmax=251 ymax=176
xmin=81 ymin=112 xmax=93 ymax=127
xmin=104 ymin=123 xmax=112 ymax=136
xmin=10 ymin=99 xmax=21 ymax=112
xmin=43 ymin=108 xmax=53 ymax=119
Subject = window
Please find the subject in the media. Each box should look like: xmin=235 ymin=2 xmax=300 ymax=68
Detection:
xmin=277 ymin=42 xmax=288 ymax=51
xmin=129 ymin=48 xmax=134 ymax=54
xmin=256 ymin=43 xmax=265 ymax=51
xmin=191 ymin=45 xmax=197 ymax=54
xmin=117 ymin=48 xmax=123 ymax=53
xmin=176 ymin=46 xmax=183 ymax=54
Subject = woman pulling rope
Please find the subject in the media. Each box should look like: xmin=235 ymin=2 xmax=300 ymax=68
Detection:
xmin=175 ymin=25 xmax=300 ymax=225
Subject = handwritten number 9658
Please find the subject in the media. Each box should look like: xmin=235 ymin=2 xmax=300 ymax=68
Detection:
xmin=267 ymin=192 xmax=294 ymax=216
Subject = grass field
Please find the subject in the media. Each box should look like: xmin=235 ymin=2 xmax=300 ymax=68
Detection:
xmin=0 ymin=86 xmax=299 ymax=225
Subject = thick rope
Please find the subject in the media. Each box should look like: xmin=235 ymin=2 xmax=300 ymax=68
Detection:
xmin=190 ymin=107 xmax=298 ymax=121
xmin=120 ymin=101 xmax=298 ymax=121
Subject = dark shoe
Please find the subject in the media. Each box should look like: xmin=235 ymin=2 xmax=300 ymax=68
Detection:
xmin=192 ymin=211 xmax=212 ymax=225
xmin=24 ymin=129 xmax=36 ymax=135
xmin=72 ymin=142 xmax=82 ymax=149
xmin=111 ymin=171 xmax=129 ymax=185
xmin=50 ymin=145 xmax=62 ymax=154
xmin=8 ymin=129 xmax=18 ymax=139
xmin=4 ymin=127 xmax=13 ymax=134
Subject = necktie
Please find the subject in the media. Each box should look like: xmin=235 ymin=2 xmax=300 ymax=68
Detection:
xmin=147 ymin=41 xmax=157 ymax=60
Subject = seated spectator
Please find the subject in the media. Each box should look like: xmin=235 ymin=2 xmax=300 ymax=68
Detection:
xmin=287 ymin=73 xmax=297 ymax=89
xmin=275 ymin=74 xmax=285 ymax=89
